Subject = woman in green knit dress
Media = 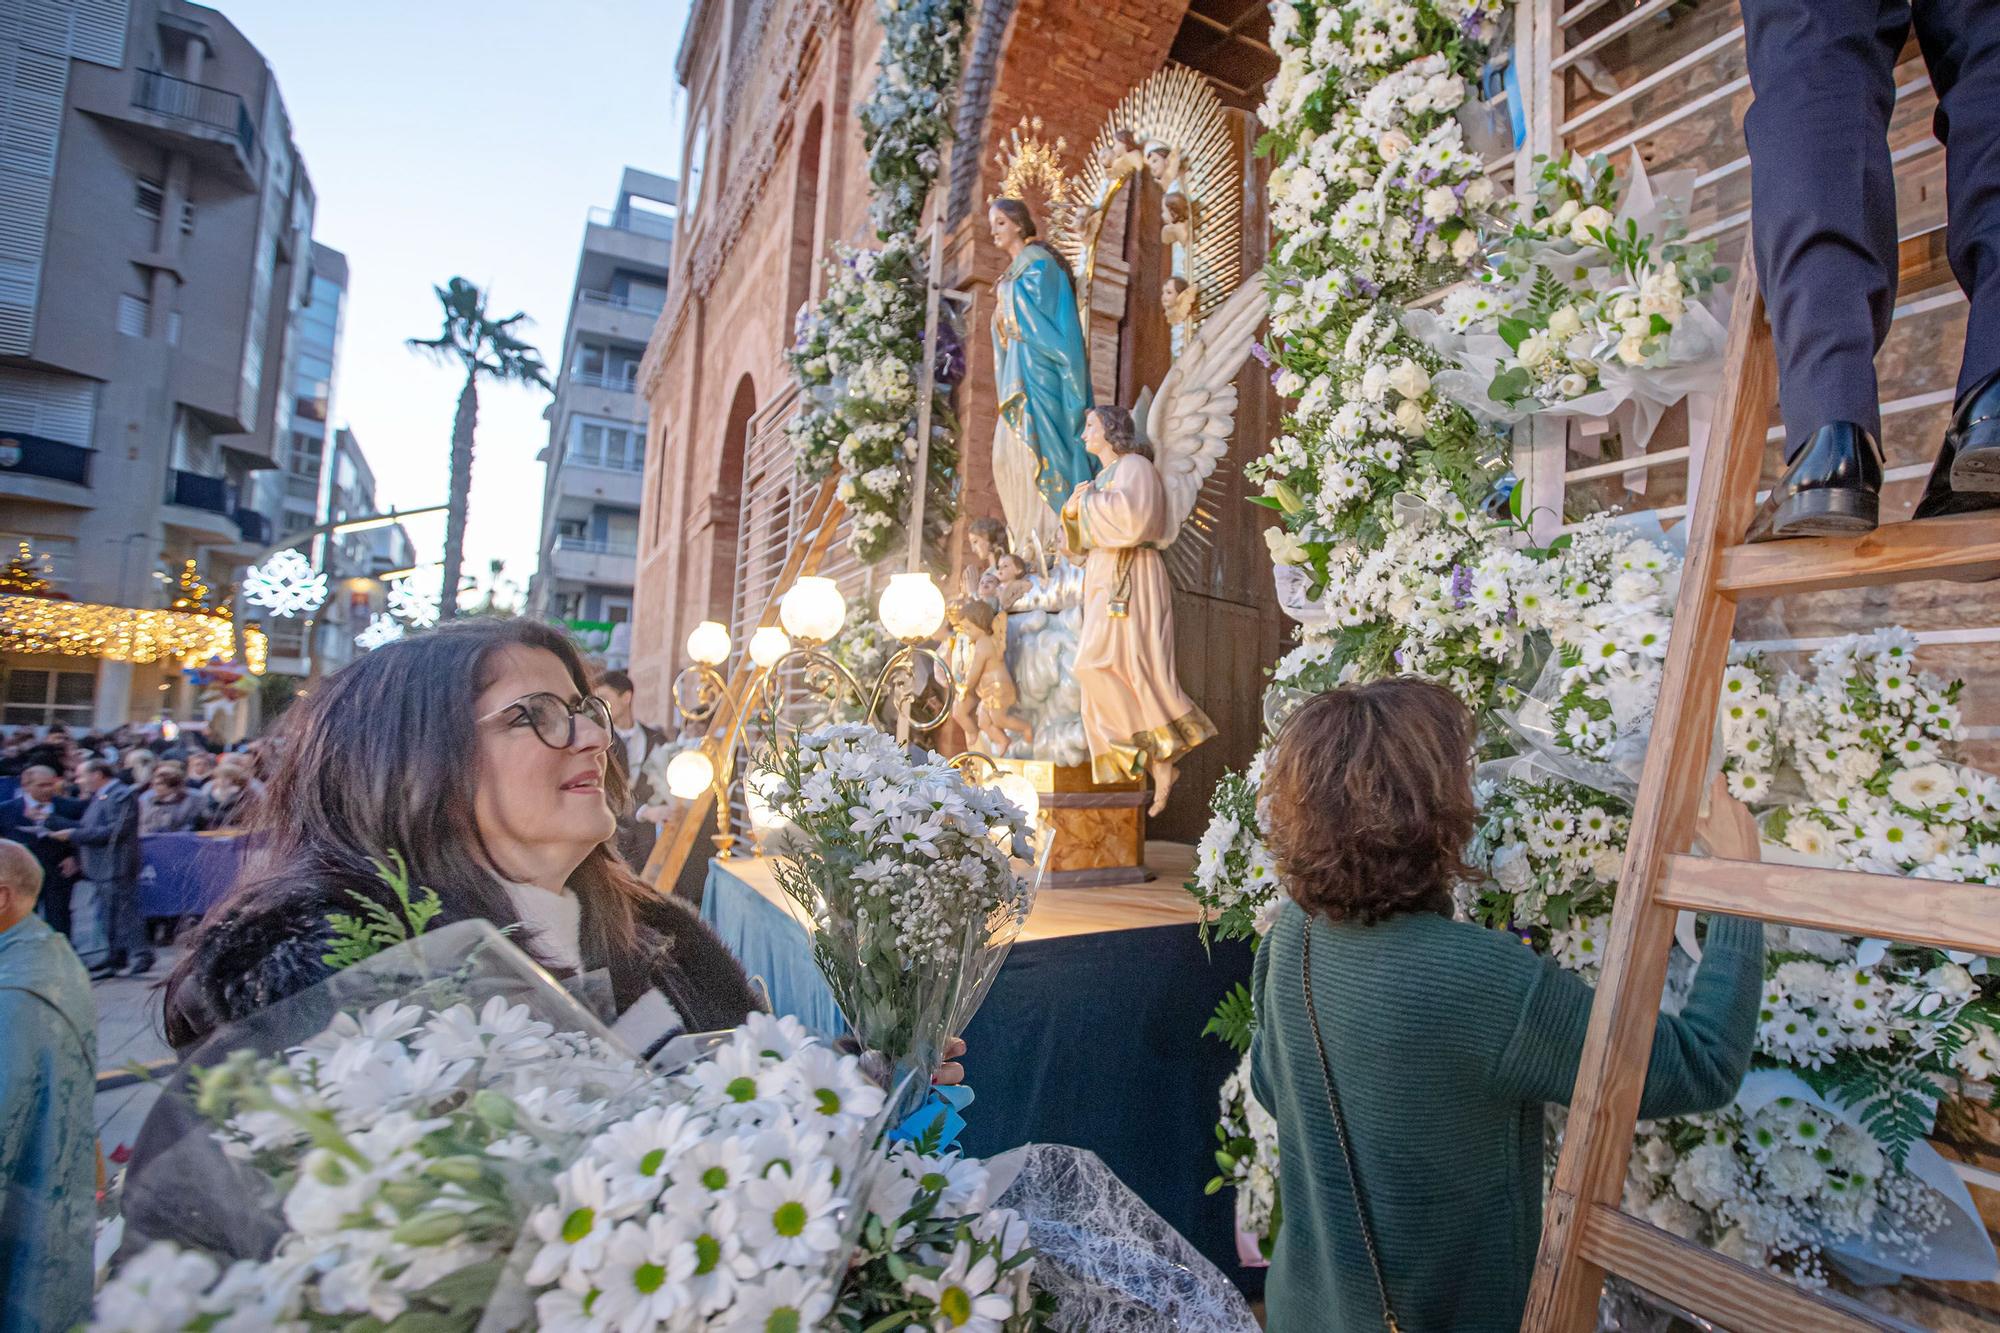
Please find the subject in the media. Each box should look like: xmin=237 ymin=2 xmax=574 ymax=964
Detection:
xmin=1250 ymin=679 xmax=1764 ymax=1332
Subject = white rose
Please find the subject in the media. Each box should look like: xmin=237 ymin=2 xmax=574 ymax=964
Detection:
xmin=1622 ymin=315 xmax=1654 ymax=339
xmin=1570 ymin=204 xmax=1613 ymax=245
xmin=1551 ymin=200 xmax=1581 ymax=230
xmin=1517 ymin=334 xmax=1552 ymax=369
xmin=1421 ymin=186 xmax=1460 ymax=223
xmin=1557 ymin=372 xmax=1590 ymax=398
xmin=1377 ymin=129 xmax=1411 ymax=160
xmin=1451 ymin=230 xmax=1480 ymax=261
xmin=1547 ymin=306 xmax=1583 ymax=340
xmin=1611 ymin=294 xmax=1641 ymax=322
xmin=1639 ymin=262 xmax=1686 ymax=318
xmin=1423 ymin=72 xmax=1465 ymax=113
xmin=1617 ymin=333 xmax=1647 ymax=366
xmin=1464 ymin=176 xmax=1496 ymax=208
xmin=1387 ymin=358 xmax=1430 ymax=400
xmin=1393 ymin=399 xmax=1426 ymax=436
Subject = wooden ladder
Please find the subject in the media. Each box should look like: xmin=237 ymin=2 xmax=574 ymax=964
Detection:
xmin=1523 ymin=233 xmax=2000 ymax=1330
xmin=639 ymin=472 xmax=848 ymax=895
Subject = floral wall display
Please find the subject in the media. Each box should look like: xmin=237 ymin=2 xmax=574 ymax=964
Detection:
xmin=1189 ymin=0 xmax=1998 ymax=1296
xmin=785 ymin=0 xmax=970 ymax=564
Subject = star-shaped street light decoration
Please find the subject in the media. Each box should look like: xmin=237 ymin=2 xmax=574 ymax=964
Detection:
xmin=386 ymin=581 xmax=440 ymax=629
xmin=241 ymin=549 xmax=328 ymax=618
xmin=355 ymin=612 xmax=406 ymax=651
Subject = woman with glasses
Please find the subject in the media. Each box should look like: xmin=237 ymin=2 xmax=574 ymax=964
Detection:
xmin=161 ymin=619 xmax=764 ymax=1052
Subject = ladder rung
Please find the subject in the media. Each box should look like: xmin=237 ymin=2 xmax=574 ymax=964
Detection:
xmin=1577 ymin=1204 xmax=1899 ymax=1332
xmin=1897 ymin=224 xmax=1954 ymax=301
xmin=1657 ymin=853 xmax=2000 ymax=956
xmin=1715 ymin=512 xmax=2000 ymax=597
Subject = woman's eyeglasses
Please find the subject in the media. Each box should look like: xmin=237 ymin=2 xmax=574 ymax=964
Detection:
xmin=482 ymin=693 xmax=615 ymax=750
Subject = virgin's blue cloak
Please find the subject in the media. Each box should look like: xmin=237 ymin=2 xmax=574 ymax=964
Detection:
xmin=993 ymin=242 xmax=1097 ymax=514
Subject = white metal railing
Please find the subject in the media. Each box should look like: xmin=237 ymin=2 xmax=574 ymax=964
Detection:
xmin=567 ymin=453 xmax=647 ymax=475
xmin=567 ymin=369 xmax=639 ymax=393
xmin=553 ymin=536 xmax=637 ymax=557
xmin=578 ymin=289 xmax=666 ymax=316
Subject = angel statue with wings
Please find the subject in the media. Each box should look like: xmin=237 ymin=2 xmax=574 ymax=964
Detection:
xmin=989 ymin=197 xmax=1096 ymax=553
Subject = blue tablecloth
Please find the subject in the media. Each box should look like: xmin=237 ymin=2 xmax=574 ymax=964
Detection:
xmin=140 ymin=832 xmax=250 ymax=918
xmin=700 ymin=858 xmax=1259 ymax=1291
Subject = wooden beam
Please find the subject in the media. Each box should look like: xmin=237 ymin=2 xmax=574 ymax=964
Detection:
xmin=1578 ymin=1206 xmax=1895 ymax=1333
xmin=1713 ymin=511 xmax=2000 ymax=598
xmin=1559 ymin=28 xmax=1744 ymax=135
xmin=1659 ymin=854 xmax=2000 ymax=957
xmin=1551 ymin=0 xmax=1678 ymax=72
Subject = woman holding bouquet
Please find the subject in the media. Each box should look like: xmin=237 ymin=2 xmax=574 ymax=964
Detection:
xmin=1251 ymin=679 xmax=1763 ymax=1333
xmin=163 ymin=619 xmax=764 ymax=1051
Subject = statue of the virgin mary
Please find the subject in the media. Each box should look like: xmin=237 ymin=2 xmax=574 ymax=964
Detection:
xmin=988 ymin=197 xmax=1096 ymax=554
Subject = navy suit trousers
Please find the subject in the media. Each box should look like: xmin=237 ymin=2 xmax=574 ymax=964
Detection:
xmin=1743 ymin=0 xmax=2000 ymax=446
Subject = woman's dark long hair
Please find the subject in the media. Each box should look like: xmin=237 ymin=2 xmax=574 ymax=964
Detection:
xmin=163 ymin=619 xmax=653 ymax=1047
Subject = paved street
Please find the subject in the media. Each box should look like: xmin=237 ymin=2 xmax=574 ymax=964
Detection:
xmin=90 ymin=946 xmax=180 ymax=1160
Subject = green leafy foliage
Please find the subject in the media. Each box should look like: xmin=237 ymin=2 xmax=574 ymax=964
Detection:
xmin=1203 ymin=982 xmax=1259 ymax=1055
xmin=323 ymin=850 xmax=444 ymax=970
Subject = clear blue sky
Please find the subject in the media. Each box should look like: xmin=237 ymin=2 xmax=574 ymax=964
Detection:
xmin=223 ymin=0 xmax=694 ymax=606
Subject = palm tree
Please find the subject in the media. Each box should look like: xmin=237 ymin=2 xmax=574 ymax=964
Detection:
xmin=407 ymin=277 xmax=550 ymax=621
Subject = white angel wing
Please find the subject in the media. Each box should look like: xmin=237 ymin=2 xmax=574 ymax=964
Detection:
xmin=1145 ymin=281 xmax=1270 ymax=544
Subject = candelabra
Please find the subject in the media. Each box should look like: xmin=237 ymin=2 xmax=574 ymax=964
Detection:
xmin=664 ymin=570 xmax=1003 ymax=857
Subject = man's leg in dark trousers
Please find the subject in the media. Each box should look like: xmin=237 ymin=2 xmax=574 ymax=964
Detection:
xmin=1912 ymin=0 xmax=2000 ymax=398
xmin=1742 ymin=0 xmax=1909 ymax=446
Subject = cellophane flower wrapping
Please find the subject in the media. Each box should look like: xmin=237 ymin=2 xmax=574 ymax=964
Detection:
xmin=92 ymin=920 xmax=1053 ymax=1331
xmin=763 ymin=723 xmax=1043 ymax=1119
xmin=988 ymin=1145 xmax=1258 ymax=1332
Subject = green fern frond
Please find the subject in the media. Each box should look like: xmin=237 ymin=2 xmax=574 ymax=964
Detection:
xmin=1204 ymin=983 xmax=1259 ymax=1055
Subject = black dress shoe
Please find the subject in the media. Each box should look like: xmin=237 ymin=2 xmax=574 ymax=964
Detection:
xmin=1745 ymin=421 xmax=1883 ymax=543
xmin=88 ymin=962 xmax=120 ymax=980
xmin=1942 ymin=366 xmax=2000 ymax=497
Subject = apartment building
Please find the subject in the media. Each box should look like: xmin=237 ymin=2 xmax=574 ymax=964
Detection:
xmin=0 ymin=0 xmax=316 ymax=730
xmin=528 ymin=168 xmax=676 ymax=670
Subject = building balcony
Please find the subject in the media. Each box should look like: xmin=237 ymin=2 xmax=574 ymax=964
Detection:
xmin=0 ymin=433 xmax=93 ymax=508
xmin=573 ymin=289 xmax=664 ymax=345
xmin=160 ymin=469 xmax=242 ymax=542
xmin=582 ymin=213 xmax=673 ymax=274
xmin=113 ymin=70 xmax=260 ymax=189
xmin=567 ymin=368 xmax=639 ymax=394
xmin=555 ymin=455 xmax=645 ymax=509
xmin=547 ymin=536 xmax=637 ymax=589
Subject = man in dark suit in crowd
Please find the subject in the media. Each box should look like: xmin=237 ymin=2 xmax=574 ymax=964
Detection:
xmin=49 ymin=759 xmax=148 ymax=979
xmin=1742 ymin=0 xmax=1999 ymax=542
xmin=0 ymin=766 xmax=86 ymax=940
xmin=593 ymin=670 xmax=670 ymax=870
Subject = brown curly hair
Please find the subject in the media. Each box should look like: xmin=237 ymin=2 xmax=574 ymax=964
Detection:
xmin=1263 ymin=678 xmax=1476 ymax=925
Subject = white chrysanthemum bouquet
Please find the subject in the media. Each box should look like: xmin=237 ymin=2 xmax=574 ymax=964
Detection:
xmin=764 ymin=724 xmax=1041 ymax=1116
xmin=91 ymin=921 xmax=1048 ymax=1332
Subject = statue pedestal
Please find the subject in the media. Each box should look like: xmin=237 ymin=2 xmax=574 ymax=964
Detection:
xmin=997 ymin=758 xmax=1147 ymax=888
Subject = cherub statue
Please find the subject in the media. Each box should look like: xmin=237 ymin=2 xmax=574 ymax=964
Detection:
xmin=1101 ymin=127 xmax=1144 ymax=179
xmin=1161 ymin=275 xmax=1199 ymax=327
xmin=1144 ymin=140 xmax=1181 ymax=191
xmin=991 ymin=552 xmax=1033 ymax=610
xmin=946 ymin=597 xmax=1036 ymax=755
xmin=1160 ymin=192 xmax=1194 ymax=248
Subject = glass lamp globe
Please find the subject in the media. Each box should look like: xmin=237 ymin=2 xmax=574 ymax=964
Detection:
xmin=993 ymin=770 xmax=1041 ymax=825
xmin=748 ymin=625 xmax=791 ymax=670
xmin=879 ymin=571 xmax=947 ymax=642
xmin=665 ymin=747 xmax=716 ymax=800
xmin=686 ymin=620 xmax=731 ymax=666
xmin=779 ymin=576 xmax=846 ymax=644
xmin=743 ymin=766 xmax=789 ymax=833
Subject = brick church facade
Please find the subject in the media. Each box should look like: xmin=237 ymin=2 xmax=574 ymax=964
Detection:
xmin=632 ymin=0 xmax=1280 ymax=837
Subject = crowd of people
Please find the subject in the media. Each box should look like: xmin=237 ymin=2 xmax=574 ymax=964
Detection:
xmin=0 ymin=725 xmax=270 ymax=982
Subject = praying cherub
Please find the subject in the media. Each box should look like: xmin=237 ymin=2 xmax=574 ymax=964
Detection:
xmin=946 ymin=597 xmax=1035 ymax=755
xmin=1161 ymin=275 xmax=1199 ymax=326
xmin=1161 ymin=192 xmax=1194 ymax=249
xmin=992 ymin=552 xmax=1033 ymax=610
xmin=1144 ymin=140 xmax=1181 ymax=191
xmin=1101 ymin=127 xmax=1144 ymax=180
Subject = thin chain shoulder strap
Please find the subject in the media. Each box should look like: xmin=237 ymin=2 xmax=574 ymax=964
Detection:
xmin=1302 ymin=919 xmax=1403 ymax=1333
